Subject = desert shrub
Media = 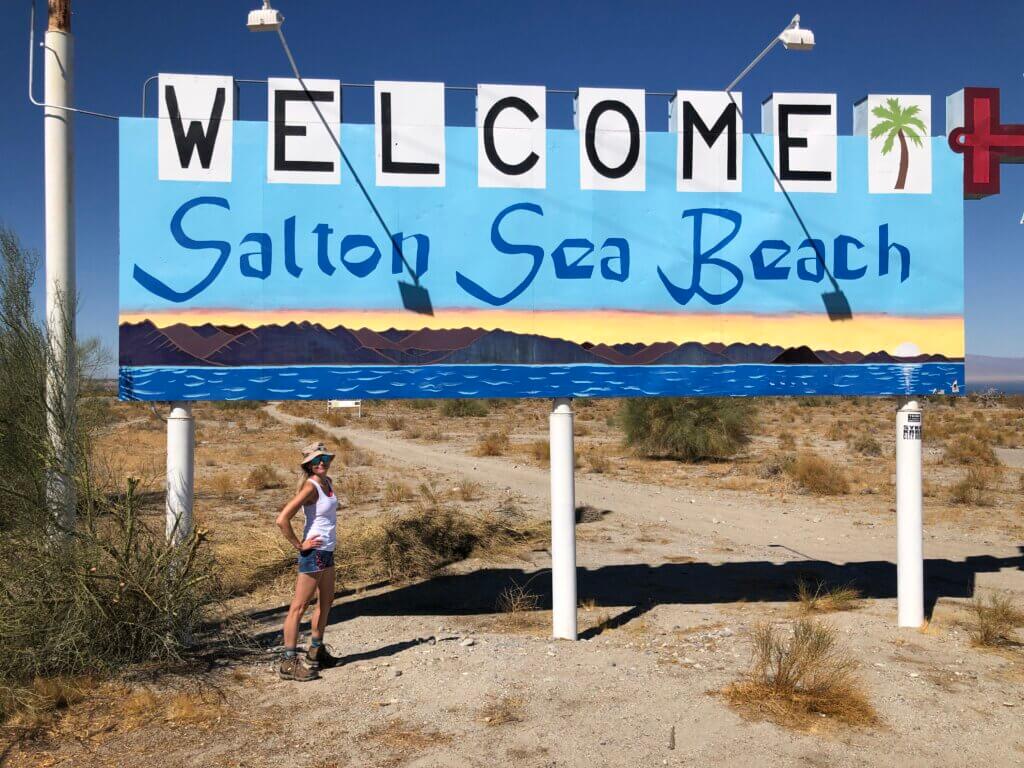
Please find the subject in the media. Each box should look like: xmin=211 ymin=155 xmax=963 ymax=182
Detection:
xmin=495 ymin=581 xmax=541 ymax=630
xmin=587 ymin=452 xmax=611 ymax=474
xmin=942 ymin=436 xmax=1000 ymax=466
xmin=208 ymin=472 xmax=235 ymax=497
xmin=245 ymin=464 xmax=283 ymax=490
xmin=402 ymin=425 xmax=424 ymax=439
xmin=825 ymin=421 xmax=845 ymax=441
xmin=441 ymin=399 xmax=489 ymax=418
xmin=0 ymin=230 xmax=224 ymax=721
xmin=474 ymin=430 xmax=510 ymax=456
xmin=967 ymin=593 xmax=1023 ymax=647
xmin=796 ymin=580 xmax=862 ymax=613
xmin=385 ymin=415 xmax=406 ymax=431
xmin=340 ymin=473 xmax=375 ymax=505
xmin=212 ymin=400 xmax=258 ymax=411
xmin=620 ymin=397 xmax=755 ymax=462
xmin=337 ymin=506 xmax=543 ymax=583
xmin=785 ymin=453 xmax=849 ymax=495
xmin=723 ymin=619 xmax=876 ymax=729
xmin=949 ymin=467 xmax=996 ymax=506
xmin=293 ymin=421 xmax=329 ymax=440
xmin=777 ymin=431 xmax=796 ymax=450
xmin=405 ymin=399 xmax=435 ymax=411
xmin=757 ymin=452 xmax=795 ymax=479
xmin=457 ymin=478 xmax=482 ymax=501
xmin=529 ymin=439 xmax=550 ymax=465
xmin=383 ymin=481 xmax=414 ymax=504
xmin=849 ymin=434 xmax=882 ymax=457
xmin=325 ymin=411 xmax=348 ymax=427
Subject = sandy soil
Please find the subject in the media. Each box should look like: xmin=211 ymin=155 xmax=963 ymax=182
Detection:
xmin=5 ymin=398 xmax=1023 ymax=768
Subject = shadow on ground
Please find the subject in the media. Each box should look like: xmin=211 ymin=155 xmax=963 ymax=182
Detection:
xmin=249 ymin=547 xmax=1024 ymax=647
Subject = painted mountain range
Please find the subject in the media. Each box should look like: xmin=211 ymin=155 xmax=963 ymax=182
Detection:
xmin=119 ymin=321 xmax=960 ymax=368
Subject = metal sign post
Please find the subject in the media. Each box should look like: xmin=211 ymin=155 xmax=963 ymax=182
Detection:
xmin=549 ymin=397 xmax=578 ymax=640
xmin=896 ymin=400 xmax=924 ymax=627
xmin=166 ymin=403 xmax=195 ymax=545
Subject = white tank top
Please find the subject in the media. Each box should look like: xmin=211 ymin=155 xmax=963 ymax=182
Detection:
xmin=302 ymin=477 xmax=338 ymax=552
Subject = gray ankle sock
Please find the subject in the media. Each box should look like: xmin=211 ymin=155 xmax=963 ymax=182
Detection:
xmin=283 ymin=647 xmax=297 ymax=659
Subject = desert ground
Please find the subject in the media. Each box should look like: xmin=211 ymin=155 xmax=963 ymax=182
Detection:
xmin=3 ymin=394 xmax=1023 ymax=767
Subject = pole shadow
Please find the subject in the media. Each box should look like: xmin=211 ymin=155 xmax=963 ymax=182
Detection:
xmin=248 ymin=547 xmax=1023 ymax=647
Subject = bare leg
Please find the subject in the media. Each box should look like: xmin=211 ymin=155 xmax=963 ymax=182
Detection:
xmin=311 ymin=566 xmax=336 ymax=640
xmin=283 ymin=572 xmax=320 ymax=649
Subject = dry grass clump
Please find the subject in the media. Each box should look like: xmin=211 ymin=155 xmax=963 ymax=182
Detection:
xmin=325 ymin=410 xmax=348 ymax=427
xmin=383 ymin=481 xmax=414 ymax=504
xmin=966 ymin=593 xmax=1023 ymax=647
xmin=723 ymin=619 xmax=877 ymax=730
xmin=587 ymin=452 xmax=611 ymax=473
xmin=757 ymin=452 xmax=795 ymax=479
xmin=496 ymin=582 xmax=541 ymax=630
xmin=480 ymin=695 xmax=525 ymax=726
xmin=339 ymin=473 xmax=376 ymax=506
xmin=949 ymin=467 xmax=997 ymax=506
xmin=529 ymin=439 xmax=550 ymax=466
xmin=244 ymin=463 xmax=283 ymax=491
xmin=796 ymin=580 xmax=862 ymax=613
xmin=208 ymin=472 xmax=235 ymax=497
xmin=849 ymin=434 xmax=882 ymax=457
xmin=293 ymin=421 xmax=330 ymax=440
xmin=213 ymin=527 xmax=294 ymax=596
xmin=825 ymin=421 xmax=845 ymax=441
xmin=785 ymin=453 xmax=849 ymax=495
xmin=942 ymin=436 xmax=1000 ymax=466
xmin=337 ymin=505 xmax=544 ymax=583
xmin=474 ymin=430 xmax=510 ymax=457
xmin=440 ymin=399 xmax=489 ymax=418
xmin=777 ymin=431 xmax=796 ymax=450
xmin=386 ymin=415 xmax=406 ymax=431
xmin=457 ymin=478 xmax=483 ymax=501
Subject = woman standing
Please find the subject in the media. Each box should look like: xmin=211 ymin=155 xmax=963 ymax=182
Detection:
xmin=275 ymin=441 xmax=343 ymax=681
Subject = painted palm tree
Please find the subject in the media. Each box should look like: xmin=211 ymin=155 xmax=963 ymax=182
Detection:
xmin=871 ymin=98 xmax=927 ymax=190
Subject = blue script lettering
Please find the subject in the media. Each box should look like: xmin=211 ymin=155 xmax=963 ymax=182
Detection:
xmin=133 ymin=196 xmax=231 ymax=303
xmin=658 ymin=209 xmax=744 ymax=306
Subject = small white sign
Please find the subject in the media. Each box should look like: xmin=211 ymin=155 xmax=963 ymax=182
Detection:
xmin=476 ymin=84 xmax=546 ymax=189
xmin=375 ymin=81 xmax=446 ymax=187
xmin=575 ymin=88 xmax=646 ymax=191
xmin=266 ymin=78 xmax=340 ymax=185
xmin=158 ymin=73 xmax=234 ymax=182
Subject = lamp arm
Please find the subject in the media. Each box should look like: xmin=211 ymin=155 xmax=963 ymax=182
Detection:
xmin=724 ymin=34 xmax=781 ymax=93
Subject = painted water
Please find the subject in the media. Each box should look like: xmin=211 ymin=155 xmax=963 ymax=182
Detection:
xmin=119 ymin=362 xmax=965 ymax=401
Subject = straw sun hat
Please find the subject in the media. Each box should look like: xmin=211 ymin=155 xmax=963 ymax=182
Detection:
xmin=299 ymin=442 xmax=335 ymax=467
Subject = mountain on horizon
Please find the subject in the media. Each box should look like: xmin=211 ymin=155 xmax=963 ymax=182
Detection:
xmin=119 ymin=320 xmax=962 ymax=369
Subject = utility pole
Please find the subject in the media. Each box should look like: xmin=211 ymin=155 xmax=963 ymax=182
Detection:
xmin=45 ymin=0 xmax=77 ymax=530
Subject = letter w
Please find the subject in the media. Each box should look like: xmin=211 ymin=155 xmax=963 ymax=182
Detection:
xmin=164 ymin=85 xmax=226 ymax=169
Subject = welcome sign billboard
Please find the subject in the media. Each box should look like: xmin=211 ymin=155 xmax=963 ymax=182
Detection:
xmin=118 ymin=76 xmax=965 ymax=401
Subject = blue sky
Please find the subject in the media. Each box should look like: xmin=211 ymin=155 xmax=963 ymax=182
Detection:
xmin=2 ymin=1 xmax=1022 ymax=374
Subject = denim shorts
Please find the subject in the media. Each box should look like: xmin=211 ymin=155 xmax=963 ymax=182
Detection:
xmin=297 ymin=549 xmax=335 ymax=574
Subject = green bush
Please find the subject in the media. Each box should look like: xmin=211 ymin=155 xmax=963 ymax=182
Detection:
xmin=620 ymin=397 xmax=755 ymax=461
xmin=0 ymin=228 xmax=221 ymax=720
xmin=440 ymin=399 xmax=489 ymax=417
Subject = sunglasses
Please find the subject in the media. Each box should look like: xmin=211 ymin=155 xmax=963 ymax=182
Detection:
xmin=308 ymin=455 xmax=331 ymax=467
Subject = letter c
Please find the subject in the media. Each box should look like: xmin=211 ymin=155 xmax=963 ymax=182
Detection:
xmin=483 ymin=96 xmax=540 ymax=176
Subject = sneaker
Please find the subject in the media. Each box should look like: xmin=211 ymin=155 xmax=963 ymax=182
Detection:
xmin=279 ymin=655 xmax=320 ymax=681
xmin=306 ymin=643 xmax=342 ymax=670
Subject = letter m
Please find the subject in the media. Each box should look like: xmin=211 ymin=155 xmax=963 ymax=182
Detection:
xmin=158 ymin=74 xmax=234 ymax=181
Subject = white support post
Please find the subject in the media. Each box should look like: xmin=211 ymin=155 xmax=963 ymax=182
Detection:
xmin=896 ymin=400 xmax=924 ymax=627
xmin=550 ymin=397 xmax=577 ymax=640
xmin=44 ymin=24 xmax=77 ymax=530
xmin=166 ymin=403 xmax=195 ymax=545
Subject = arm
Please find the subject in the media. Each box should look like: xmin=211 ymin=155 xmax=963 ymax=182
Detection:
xmin=276 ymin=481 xmax=321 ymax=552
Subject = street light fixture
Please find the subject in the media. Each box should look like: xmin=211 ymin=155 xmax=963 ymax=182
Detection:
xmin=725 ymin=14 xmax=815 ymax=93
xmin=247 ymin=0 xmax=283 ymax=32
